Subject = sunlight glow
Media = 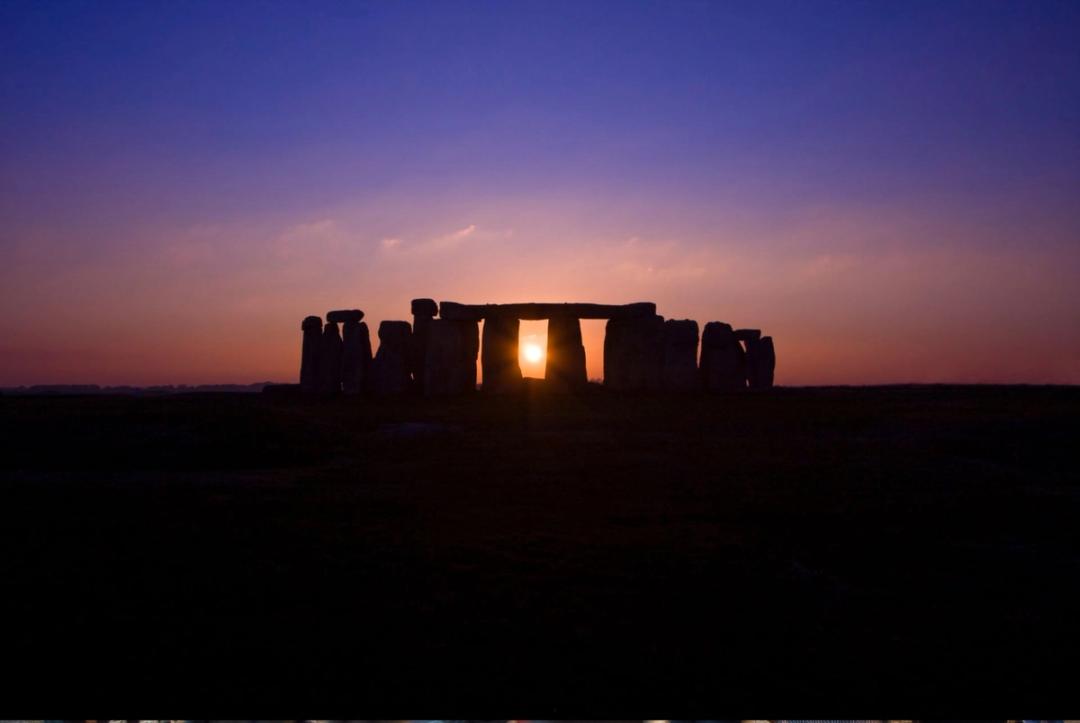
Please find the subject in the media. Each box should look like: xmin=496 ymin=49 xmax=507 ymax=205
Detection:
xmin=523 ymin=343 xmax=543 ymax=364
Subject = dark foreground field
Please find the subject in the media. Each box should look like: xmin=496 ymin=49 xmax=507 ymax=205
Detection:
xmin=2 ymin=385 xmax=1077 ymax=704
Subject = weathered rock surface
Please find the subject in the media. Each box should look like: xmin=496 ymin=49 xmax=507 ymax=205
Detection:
xmin=341 ymin=320 xmax=372 ymax=395
xmin=545 ymin=316 xmax=587 ymax=390
xmin=370 ymin=321 xmax=412 ymax=395
xmin=603 ymin=314 xmax=665 ymax=390
xmin=440 ymin=301 xmax=657 ymax=321
xmin=300 ymin=315 xmax=322 ymax=393
xmin=423 ymin=319 xmax=479 ymax=395
xmin=317 ymin=321 xmax=344 ymax=394
xmin=326 ymin=309 xmax=364 ymax=324
xmin=700 ymin=321 xmax=745 ymax=391
xmin=480 ymin=314 xmax=522 ymax=392
xmin=661 ymin=319 xmax=700 ymax=391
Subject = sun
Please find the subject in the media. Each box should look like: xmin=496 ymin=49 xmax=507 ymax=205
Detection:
xmin=523 ymin=343 xmax=543 ymax=364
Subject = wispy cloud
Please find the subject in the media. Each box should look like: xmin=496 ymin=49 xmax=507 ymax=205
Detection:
xmin=378 ymin=222 xmax=509 ymax=258
xmin=435 ymin=224 xmax=477 ymax=247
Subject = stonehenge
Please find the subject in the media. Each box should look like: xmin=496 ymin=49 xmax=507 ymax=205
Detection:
xmin=661 ymin=319 xmax=700 ymax=391
xmin=545 ymin=316 xmax=587 ymax=390
xmin=440 ymin=301 xmax=656 ymax=322
xmin=480 ymin=314 xmax=523 ymax=392
xmin=423 ymin=319 xmax=479 ymax=395
xmin=326 ymin=309 xmax=364 ymax=324
xmin=316 ymin=320 xmax=344 ymax=394
xmin=734 ymin=328 xmax=760 ymax=343
xmin=410 ymin=298 xmax=438 ymax=391
xmin=299 ymin=316 xmax=323 ymax=393
xmin=370 ymin=321 xmax=412 ymax=395
xmin=758 ymin=336 xmax=776 ymax=388
xmin=295 ymin=300 xmax=775 ymax=397
xmin=341 ymin=319 xmax=371 ymax=395
xmin=700 ymin=322 xmax=744 ymax=391
xmin=604 ymin=314 xmax=665 ymax=390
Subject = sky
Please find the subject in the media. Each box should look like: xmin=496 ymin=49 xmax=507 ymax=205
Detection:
xmin=2 ymin=0 xmax=1078 ymax=385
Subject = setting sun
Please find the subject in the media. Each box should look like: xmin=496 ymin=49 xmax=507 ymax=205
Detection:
xmin=523 ymin=343 xmax=543 ymax=364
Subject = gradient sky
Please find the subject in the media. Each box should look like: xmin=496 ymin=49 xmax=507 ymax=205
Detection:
xmin=3 ymin=0 xmax=1078 ymax=385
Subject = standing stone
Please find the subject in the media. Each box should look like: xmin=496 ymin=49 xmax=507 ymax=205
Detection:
xmin=410 ymin=298 xmax=438 ymax=391
xmin=757 ymin=335 xmax=776 ymax=388
xmin=603 ymin=314 xmax=664 ymax=390
xmin=733 ymin=328 xmax=761 ymax=343
xmin=736 ymin=337 xmax=748 ymax=384
xmin=744 ymin=336 xmax=763 ymax=388
xmin=341 ymin=320 xmax=372 ymax=395
xmin=423 ymin=320 xmax=479 ymax=395
xmin=603 ymin=318 xmax=627 ymax=388
xmin=299 ymin=316 xmax=322 ymax=393
xmin=734 ymin=328 xmax=759 ymax=387
xmin=317 ymin=321 xmax=344 ymax=394
xmin=457 ymin=320 xmax=480 ymax=392
xmin=481 ymin=314 xmax=522 ymax=392
xmin=661 ymin=319 xmax=700 ymax=391
xmin=370 ymin=321 xmax=412 ymax=395
xmin=545 ymin=316 xmax=587 ymax=390
xmin=700 ymin=322 xmax=744 ymax=391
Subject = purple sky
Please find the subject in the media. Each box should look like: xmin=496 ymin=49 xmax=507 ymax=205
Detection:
xmin=2 ymin=0 xmax=1078 ymax=385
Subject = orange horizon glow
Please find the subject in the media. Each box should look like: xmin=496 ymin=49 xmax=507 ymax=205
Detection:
xmin=2 ymin=208 xmax=1078 ymax=387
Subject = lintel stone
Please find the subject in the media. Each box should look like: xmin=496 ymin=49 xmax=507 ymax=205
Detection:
xmin=440 ymin=301 xmax=656 ymax=321
xmin=327 ymin=309 xmax=364 ymax=323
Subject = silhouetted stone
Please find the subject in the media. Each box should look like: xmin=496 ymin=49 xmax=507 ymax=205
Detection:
xmin=734 ymin=328 xmax=761 ymax=343
xmin=300 ymin=315 xmax=322 ymax=393
xmin=317 ymin=321 xmax=344 ymax=394
xmin=370 ymin=321 xmax=412 ymax=395
xmin=481 ymin=314 xmax=522 ymax=392
xmin=662 ymin=319 xmax=700 ymax=391
xmin=603 ymin=314 xmax=664 ymax=390
xmin=422 ymin=321 xmax=459 ymax=395
xmin=440 ymin=301 xmax=656 ymax=321
xmin=760 ymin=336 xmax=776 ymax=388
xmin=459 ymin=320 xmax=480 ymax=391
xmin=341 ymin=320 xmax=372 ymax=395
xmin=545 ymin=316 xmax=587 ymax=390
xmin=411 ymin=298 xmax=438 ymax=317
xmin=326 ymin=309 xmax=364 ymax=324
xmin=423 ymin=319 xmax=479 ymax=395
xmin=745 ymin=336 xmax=763 ymax=388
xmin=700 ymin=322 xmax=744 ymax=391
xmin=410 ymin=298 xmax=438 ymax=390
xmin=744 ymin=334 xmax=776 ymax=389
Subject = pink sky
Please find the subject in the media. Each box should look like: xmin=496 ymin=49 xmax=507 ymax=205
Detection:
xmin=2 ymin=191 xmax=1077 ymax=386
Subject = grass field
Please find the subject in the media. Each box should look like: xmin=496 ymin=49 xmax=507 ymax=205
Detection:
xmin=1 ymin=385 xmax=1077 ymax=704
